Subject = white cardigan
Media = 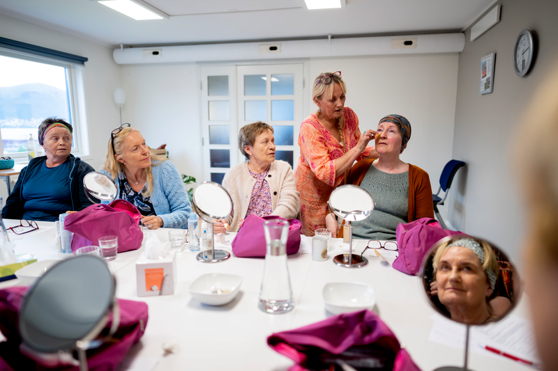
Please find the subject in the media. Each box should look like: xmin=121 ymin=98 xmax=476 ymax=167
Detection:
xmin=222 ymin=160 xmax=300 ymax=231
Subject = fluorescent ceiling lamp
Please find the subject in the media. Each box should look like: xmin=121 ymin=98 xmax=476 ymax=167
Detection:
xmin=261 ymin=77 xmax=279 ymax=82
xmin=99 ymin=0 xmax=163 ymax=20
xmin=305 ymin=0 xmax=342 ymax=10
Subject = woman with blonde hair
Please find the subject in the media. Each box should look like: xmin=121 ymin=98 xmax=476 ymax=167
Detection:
xmin=295 ymin=71 xmax=378 ymax=236
xmin=101 ymin=123 xmax=191 ymax=229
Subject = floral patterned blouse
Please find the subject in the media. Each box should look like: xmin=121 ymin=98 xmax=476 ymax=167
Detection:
xmin=245 ymin=166 xmax=273 ymax=218
xmin=117 ymin=172 xmax=156 ymax=217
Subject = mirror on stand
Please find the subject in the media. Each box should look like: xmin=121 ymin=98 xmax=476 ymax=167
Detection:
xmin=19 ymin=255 xmax=118 ymax=371
xmin=420 ymin=235 xmax=522 ymax=371
xmin=328 ymin=185 xmax=375 ymax=268
xmin=191 ymin=181 xmax=233 ymax=263
xmin=83 ymin=172 xmax=118 ymax=203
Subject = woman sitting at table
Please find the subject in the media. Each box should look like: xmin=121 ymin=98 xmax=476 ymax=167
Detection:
xmin=2 ymin=118 xmax=95 ymax=221
xmin=215 ymin=121 xmax=300 ymax=233
xmin=431 ymin=237 xmax=511 ymax=325
xmin=326 ymin=114 xmax=434 ymax=239
xmin=101 ymin=124 xmax=191 ymax=229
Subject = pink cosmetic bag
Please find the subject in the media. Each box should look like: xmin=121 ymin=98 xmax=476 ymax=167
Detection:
xmin=65 ymin=200 xmax=143 ymax=253
xmin=393 ymin=218 xmax=466 ymax=275
xmin=0 ymin=286 xmax=148 ymax=371
xmin=231 ymin=215 xmax=302 ymax=258
xmin=267 ymin=309 xmax=421 ymax=371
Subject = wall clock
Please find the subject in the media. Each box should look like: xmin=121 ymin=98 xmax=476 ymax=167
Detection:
xmin=514 ymin=29 xmax=534 ymax=77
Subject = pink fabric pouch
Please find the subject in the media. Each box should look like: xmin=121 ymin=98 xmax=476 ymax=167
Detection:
xmin=267 ymin=309 xmax=421 ymax=371
xmin=0 ymin=286 xmax=148 ymax=371
xmin=231 ymin=215 xmax=301 ymax=258
xmin=65 ymin=201 xmax=143 ymax=253
xmin=393 ymin=218 xmax=466 ymax=275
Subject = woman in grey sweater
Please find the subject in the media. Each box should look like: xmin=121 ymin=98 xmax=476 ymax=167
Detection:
xmin=215 ymin=122 xmax=300 ymax=232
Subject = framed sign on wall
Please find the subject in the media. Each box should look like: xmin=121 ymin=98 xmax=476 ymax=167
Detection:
xmin=480 ymin=53 xmax=495 ymax=95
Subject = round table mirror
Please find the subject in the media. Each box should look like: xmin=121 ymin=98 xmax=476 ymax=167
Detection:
xmin=83 ymin=171 xmax=118 ymax=203
xmin=328 ymin=185 xmax=375 ymax=268
xmin=19 ymin=255 xmax=116 ymax=370
xmin=420 ymin=235 xmax=522 ymax=370
xmin=191 ymin=181 xmax=233 ymax=263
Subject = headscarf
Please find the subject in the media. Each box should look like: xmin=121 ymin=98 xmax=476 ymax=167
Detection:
xmin=39 ymin=122 xmax=72 ymax=145
xmin=379 ymin=114 xmax=411 ymax=148
xmin=446 ymin=238 xmax=498 ymax=290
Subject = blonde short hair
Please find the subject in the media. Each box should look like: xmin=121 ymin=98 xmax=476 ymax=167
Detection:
xmin=238 ymin=121 xmax=274 ymax=160
xmin=311 ymin=71 xmax=347 ymax=102
xmin=103 ymin=126 xmax=164 ymax=197
xmin=432 ymin=236 xmax=499 ymax=285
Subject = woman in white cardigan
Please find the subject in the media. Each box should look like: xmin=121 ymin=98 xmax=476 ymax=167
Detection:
xmin=214 ymin=121 xmax=300 ymax=233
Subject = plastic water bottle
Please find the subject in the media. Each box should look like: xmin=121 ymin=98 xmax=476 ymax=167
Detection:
xmin=188 ymin=213 xmax=199 ymax=252
xmin=58 ymin=213 xmax=73 ymax=254
xmin=27 ymin=134 xmax=35 ymax=162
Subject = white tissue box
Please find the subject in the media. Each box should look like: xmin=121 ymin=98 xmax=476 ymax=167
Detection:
xmin=136 ymin=250 xmax=177 ymax=297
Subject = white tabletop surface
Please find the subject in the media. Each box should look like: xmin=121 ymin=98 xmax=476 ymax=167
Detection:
xmin=0 ymin=220 xmax=534 ymax=371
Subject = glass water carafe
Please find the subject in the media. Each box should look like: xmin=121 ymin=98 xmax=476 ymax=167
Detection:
xmin=258 ymin=220 xmax=294 ymax=314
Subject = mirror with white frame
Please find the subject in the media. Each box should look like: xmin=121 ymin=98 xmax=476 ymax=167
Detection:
xmin=191 ymin=181 xmax=233 ymax=263
xmin=328 ymin=185 xmax=375 ymax=268
xmin=83 ymin=171 xmax=118 ymax=203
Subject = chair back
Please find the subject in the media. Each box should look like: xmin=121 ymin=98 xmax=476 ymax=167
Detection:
xmin=439 ymin=160 xmax=465 ymax=192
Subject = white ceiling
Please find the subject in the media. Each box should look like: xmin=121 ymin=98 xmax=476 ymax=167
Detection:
xmin=0 ymin=0 xmax=496 ymax=47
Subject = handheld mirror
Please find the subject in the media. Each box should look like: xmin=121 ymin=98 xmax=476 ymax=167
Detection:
xmin=328 ymin=185 xmax=375 ymax=268
xmin=191 ymin=181 xmax=233 ymax=263
xmin=19 ymin=255 xmax=118 ymax=371
xmin=83 ymin=171 xmax=118 ymax=203
xmin=420 ymin=235 xmax=523 ymax=370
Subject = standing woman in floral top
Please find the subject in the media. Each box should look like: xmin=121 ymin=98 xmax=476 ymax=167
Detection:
xmin=295 ymin=71 xmax=378 ymax=236
xmin=101 ymin=124 xmax=192 ymax=229
xmin=215 ymin=122 xmax=300 ymax=233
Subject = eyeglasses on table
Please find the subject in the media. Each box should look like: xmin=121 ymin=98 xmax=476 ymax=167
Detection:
xmin=360 ymin=240 xmax=398 ymax=258
xmin=8 ymin=220 xmax=39 ymax=235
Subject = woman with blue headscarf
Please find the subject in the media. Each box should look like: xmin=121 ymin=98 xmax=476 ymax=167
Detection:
xmin=326 ymin=114 xmax=434 ymax=240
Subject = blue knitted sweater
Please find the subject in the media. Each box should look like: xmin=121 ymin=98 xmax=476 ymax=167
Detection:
xmin=101 ymin=161 xmax=191 ymax=229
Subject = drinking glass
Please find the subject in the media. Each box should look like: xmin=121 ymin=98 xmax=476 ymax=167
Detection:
xmin=258 ymin=220 xmax=294 ymax=314
xmin=168 ymin=230 xmax=186 ymax=252
xmin=98 ymin=235 xmax=118 ymax=261
xmin=75 ymin=246 xmax=101 ymax=257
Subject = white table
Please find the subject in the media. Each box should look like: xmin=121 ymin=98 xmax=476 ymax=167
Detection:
xmin=0 ymin=220 xmax=533 ymax=371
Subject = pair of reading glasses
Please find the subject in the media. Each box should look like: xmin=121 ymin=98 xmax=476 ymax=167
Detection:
xmin=8 ymin=220 xmax=39 ymax=235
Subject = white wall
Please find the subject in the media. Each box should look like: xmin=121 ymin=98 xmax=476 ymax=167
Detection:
xmin=117 ymin=54 xmax=459 ymax=219
xmin=309 ymin=54 xmax=459 ymax=220
xmin=120 ymin=63 xmax=202 ymax=183
xmin=0 ymin=13 xmax=121 ymax=201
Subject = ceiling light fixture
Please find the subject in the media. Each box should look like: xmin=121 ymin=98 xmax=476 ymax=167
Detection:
xmin=304 ymin=0 xmax=344 ymax=10
xmin=98 ymin=0 xmax=168 ymax=20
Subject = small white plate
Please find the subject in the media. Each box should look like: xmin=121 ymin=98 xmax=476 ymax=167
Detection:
xmin=322 ymin=282 xmax=375 ymax=315
xmin=188 ymin=273 xmax=242 ymax=306
xmin=15 ymin=260 xmax=59 ymax=286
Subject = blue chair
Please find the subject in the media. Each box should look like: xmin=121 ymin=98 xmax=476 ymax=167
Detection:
xmin=433 ymin=160 xmax=465 ymax=229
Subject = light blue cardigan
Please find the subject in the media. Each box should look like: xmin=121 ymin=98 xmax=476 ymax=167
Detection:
xmin=101 ymin=161 xmax=191 ymax=229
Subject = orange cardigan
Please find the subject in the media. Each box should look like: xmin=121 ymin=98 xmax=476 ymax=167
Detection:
xmin=345 ymin=159 xmax=435 ymax=223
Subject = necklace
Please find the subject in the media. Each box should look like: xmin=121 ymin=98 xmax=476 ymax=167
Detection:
xmin=337 ymin=119 xmax=345 ymax=152
xmin=126 ymin=170 xmax=143 ymax=185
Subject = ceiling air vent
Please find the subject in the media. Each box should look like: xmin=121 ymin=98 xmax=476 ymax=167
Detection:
xmin=142 ymin=49 xmax=162 ymax=58
xmin=259 ymin=44 xmax=281 ymax=54
xmin=391 ymin=38 xmax=417 ymax=49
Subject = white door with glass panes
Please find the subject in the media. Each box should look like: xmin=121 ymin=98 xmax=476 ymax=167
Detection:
xmin=237 ymin=64 xmax=303 ymax=170
xmin=201 ymin=65 xmax=237 ymax=185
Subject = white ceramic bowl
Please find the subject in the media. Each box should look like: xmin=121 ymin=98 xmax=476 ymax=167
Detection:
xmin=15 ymin=260 xmax=60 ymax=286
xmin=322 ymin=282 xmax=376 ymax=315
xmin=188 ymin=273 xmax=242 ymax=306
